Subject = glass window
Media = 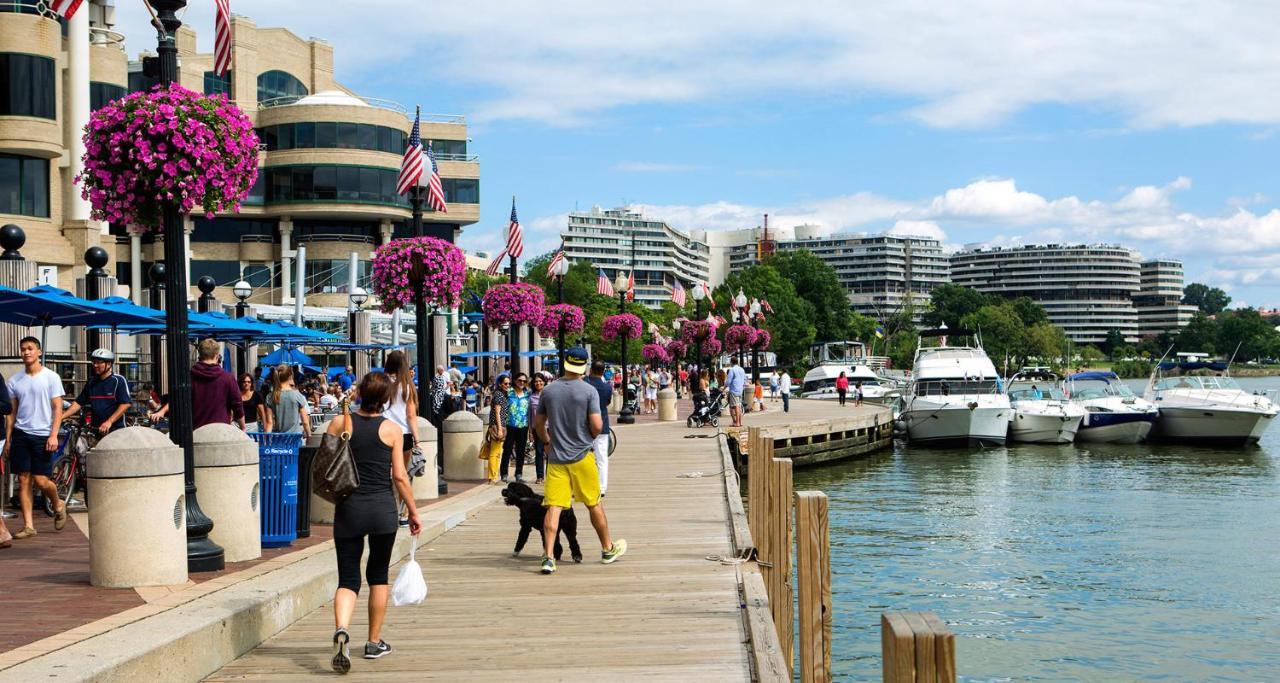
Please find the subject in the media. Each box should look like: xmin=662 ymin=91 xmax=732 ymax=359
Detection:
xmin=257 ymin=124 xmax=278 ymax=150
xmin=291 ymin=167 xmax=313 ymax=199
xmin=244 ymin=174 xmax=265 ymax=205
xmin=336 ymin=166 xmax=359 ymax=201
xmin=355 ymin=123 xmax=376 ymax=150
xmin=127 ymin=69 xmax=159 ymax=94
xmin=256 ymin=70 xmax=308 ymax=104
xmin=336 ymin=122 xmax=358 ymax=149
xmin=442 ymin=178 xmax=479 ymax=204
xmin=377 ymin=127 xmax=395 ymax=153
xmin=0 ymin=154 xmax=49 ymax=217
xmin=314 ymin=121 xmax=337 ymax=148
xmin=313 ymin=167 xmax=337 ymax=200
xmin=89 ymin=82 xmax=127 ymax=111
xmin=243 ymin=263 xmax=276 ymax=288
xmin=192 ymin=260 xmax=243 ymax=285
xmin=202 ymin=70 xmax=231 ymax=97
xmin=263 ymin=166 xmax=408 ymax=206
xmin=359 ymin=168 xmax=382 ymax=201
xmin=429 ymin=138 xmax=467 ymax=158
xmin=293 ymin=121 xmax=315 ymax=148
xmin=0 ymin=53 xmax=56 ymax=118
xmin=191 ymin=217 xmax=275 ymax=243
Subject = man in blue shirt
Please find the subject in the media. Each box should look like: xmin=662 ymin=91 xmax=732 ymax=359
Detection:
xmin=724 ymin=358 xmax=747 ymax=427
xmin=337 ymin=366 xmax=356 ymax=392
xmin=585 ymin=360 xmax=614 ymax=495
xmin=64 ymin=348 xmax=131 ymax=435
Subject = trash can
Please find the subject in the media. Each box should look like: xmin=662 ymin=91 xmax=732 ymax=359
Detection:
xmin=658 ymin=387 xmax=678 ymax=421
xmin=87 ymin=427 xmax=186 ymax=588
xmin=249 ymin=432 xmax=303 ymax=548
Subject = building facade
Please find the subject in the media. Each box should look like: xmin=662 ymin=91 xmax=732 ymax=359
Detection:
xmin=949 ymin=244 xmax=1144 ymax=344
xmin=0 ymin=1 xmax=478 ymax=322
xmin=1135 ymin=259 xmax=1198 ymax=337
xmin=561 ymin=206 xmax=710 ymax=309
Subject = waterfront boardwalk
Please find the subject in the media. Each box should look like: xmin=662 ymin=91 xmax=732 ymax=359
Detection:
xmin=208 ymin=398 xmax=881 ymax=682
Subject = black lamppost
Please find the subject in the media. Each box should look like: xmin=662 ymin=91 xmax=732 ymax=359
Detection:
xmin=615 ymin=271 xmax=635 ymax=425
xmin=691 ymin=282 xmax=707 ymax=373
xmin=348 ymin=286 xmax=368 ymax=369
xmin=733 ymin=289 xmax=748 ymax=368
xmin=150 ymin=0 xmax=223 ymax=572
xmin=232 ymin=279 xmax=251 ymax=374
xmin=507 ymin=259 xmax=520 ymax=380
xmin=749 ymin=298 xmax=763 ymax=384
xmin=83 ymin=247 xmax=109 ymax=352
xmin=551 ymin=257 xmax=570 ymax=371
xmin=148 ymin=262 xmax=165 ymax=397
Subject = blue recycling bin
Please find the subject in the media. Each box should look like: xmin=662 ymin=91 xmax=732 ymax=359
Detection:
xmin=249 ymin=432 xmax=303 ymax=548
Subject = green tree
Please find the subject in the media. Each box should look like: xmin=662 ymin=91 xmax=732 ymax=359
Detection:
xmin=718 ymin=264 xmax=816 ymax=366
xmin=1216 ymin=308 xmax=1280 ymax=361
xmin=1102 ymin=329 xmax=1127 ymax=358
xmin=961 ymin=304 xmax=1026 ymax=375
xmin=1176 ymin=312 xmax=1218 ymax=355
xmin=1009 ymin=297 xmax=1049 ymax=327
xmin=1182 ymin=283 xmax=1232 ymax=315
xmin=1025 ymin=322 xmax=1069 ymax=367
xmin=1079 ymin=345 xmax=1105 ymax=365
xmin=923 ymin=283 xmax=994 ymax=329
xmin=885 ymin=330 xmax=917 ymax=371
xmin=768 ymin=250 xmax=852 ymax=342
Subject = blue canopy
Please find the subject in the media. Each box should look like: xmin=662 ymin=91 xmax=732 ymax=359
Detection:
xmin=1067 ymin=371 xmax=1120 ymax=382
xmin=261 ymin=348 xmax=313 ymax=366
xmin=1158 ymin=360 xmax=1228 ymax=371
xmin=188 ymin=311 xmax=270 ymax=339
xmin=519 ymin=349 xmax=559 ymax=357
xmin=259 ymin=320 xmax=340 ymax=344
xmin=452 ymin=350 xmax=508 ymax=359
xmin=456 ymin=365 xmax=478 ymax=374
xmin=0 ymin=286 xmax=157 ymax=329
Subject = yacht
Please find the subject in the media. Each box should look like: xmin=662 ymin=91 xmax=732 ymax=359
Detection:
xmin=1065 ymin=371 xmax=1158 ymax=443
xmin=1144 ymin=355 xmax=1277 ymax=444
xmin=800 ymin=342 xmax=902 ymax=405
xmin=900 ymin=326 xmax=1010 ymax=446
xmin=1005 ymin=369 xmax=1085 ymax=443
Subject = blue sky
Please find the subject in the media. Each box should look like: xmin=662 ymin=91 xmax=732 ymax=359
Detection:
xmin=114 ymin=1 xmax=1280 ymax=307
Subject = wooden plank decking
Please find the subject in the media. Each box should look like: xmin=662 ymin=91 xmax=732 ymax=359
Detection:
xmin=206 ymin=416 xmax=754 ymax=681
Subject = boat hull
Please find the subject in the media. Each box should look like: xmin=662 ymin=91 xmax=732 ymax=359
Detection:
xmin=1009 ymin=411 xmax=1082 ymax=444
xmin=903 ymin=403 xmax=1010 ymax=447
xmin=1151 ymin=406 xmax=1276 ymax=444
xmin=1076 ymin=412 xmax=1155 ymax=444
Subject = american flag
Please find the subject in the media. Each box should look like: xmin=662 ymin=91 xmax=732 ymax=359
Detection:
xmin=671 ymin=279 xmax=686 ymax=307
xmin=703 ymin=281 xmax=716 ymax=308
xmin=395 ymin=109 xmax=425 ymax=196
xmin=546 ymin=241 xmax=566 ymax=279
xmin=505 ymin=198 xmax=524 ymax=259
xmin=761 ymin=298 xmax=774 ymax=314
xmin=596 ymin=269 xmax=614 ymax=297
xmin=625 ymin=271 xmax=635 ymax=302
xmin=49 ymin=0 xmax=82 ymax=19
xmin=424 ymin=142 xmax=447 ymax=212
xmin=485 ymin=251 xmax=507 ymax=277
xmin=213 ymin=0 xmax=232 ymax=77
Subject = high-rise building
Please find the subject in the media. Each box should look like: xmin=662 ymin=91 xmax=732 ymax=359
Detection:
xmin=949 ymin=244 xmax=1142 ymax=344
xmin=0 ymin=1 xmax=479 ymax=316
xmin=561 ymin=206 xmax=710 ymax=308
xmin=1135 ymin=259 xmax=1198 ymax=337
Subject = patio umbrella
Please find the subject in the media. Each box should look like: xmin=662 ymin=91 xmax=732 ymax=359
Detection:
xmin=0 ymin=285 xmax=159 ymax=350
xmin=261 ymin=347 xmax=313 ymax=366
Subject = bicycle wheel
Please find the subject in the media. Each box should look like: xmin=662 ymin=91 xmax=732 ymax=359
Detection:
xmin=45 ymin=454 xmax=75 ymax=517
xmin=608 ymin=428 xmax=617 ymax=456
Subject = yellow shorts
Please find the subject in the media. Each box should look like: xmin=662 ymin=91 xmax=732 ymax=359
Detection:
xmin=543 ymin=451 xmax=600 ymax=509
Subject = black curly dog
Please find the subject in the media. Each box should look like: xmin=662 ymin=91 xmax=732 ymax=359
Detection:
xmin=501 ymin=481 xmax=582 ymax=563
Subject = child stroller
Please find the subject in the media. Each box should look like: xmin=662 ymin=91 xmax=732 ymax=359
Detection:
xmin=687 ymin=386 xmax=727 ymax=428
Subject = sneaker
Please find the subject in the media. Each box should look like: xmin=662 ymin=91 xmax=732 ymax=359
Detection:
xmin=54 ymin=505 xmax=67 ymax=531
xmin=331 ymin=629 xmax=351 ymax=674
xmin=500 ymin=476 xmax=508 ymax=483
xmin=398 ymin=518 xmax=409 ymax=528
xmin=13 ymin=527 xmax=36 ymax=540
xmin=601 ymin=539 xmax=628 ymax=564
xmin=363 ymin=640 xmax=392 ymax=659
xmin=540 ymin=556 xmax=556 ymax=574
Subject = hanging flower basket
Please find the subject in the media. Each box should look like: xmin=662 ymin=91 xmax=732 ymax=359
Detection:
xmin=601 ymin=313 xmax=643 ymax=341
xmin=752 ymin=329 xmax=772 ymax=350
xmin=665 ymin=340 xmax=687 ymax=360
xmin=724 ymin=324 xmax=759 ymax=352
xmin=78 ymin=84 xmax=259 ymax=229
xmin=679 ymin=320 xmax=715 ymax=345
xmin=641 ymin=343 xmax=670 ymax=364
xmin=701 ymin=337 xmax=723 ymax=358
xmin=482 ymin=282 xmax=546 ymax=327
xmin=537 ymin=303 xmax=586 ymax=338
xmin=370 ymin=236 xmax=466 ymax=312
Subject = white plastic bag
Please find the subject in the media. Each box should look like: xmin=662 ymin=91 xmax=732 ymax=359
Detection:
xmin=391 ymin=536 xmax=428 ymax=606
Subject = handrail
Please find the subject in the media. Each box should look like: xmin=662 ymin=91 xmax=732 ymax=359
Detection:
xmin=258 ymin=95 xmax=466 ymax=124
xmin=89 ymin=27 xmax=127 ymax=51
xmin=294 ymin=233 xmax=374 ymax=245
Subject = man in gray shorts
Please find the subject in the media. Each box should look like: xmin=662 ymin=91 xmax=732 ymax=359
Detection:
xmin=533 ymin=346 xmax=627 ymax=575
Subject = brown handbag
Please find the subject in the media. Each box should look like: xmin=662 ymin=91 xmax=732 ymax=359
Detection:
xmin=312 ymin=399 xmax=360 ymax=504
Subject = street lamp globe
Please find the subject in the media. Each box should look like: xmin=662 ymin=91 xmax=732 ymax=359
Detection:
xmin=749 ymin=298 xmax=762 ymax=318
xmin=232 ymin=280 xmax=252 ymax=302
xmin=552 ymin=257 xmax=571 ymax=277
xmin=614 ymin=271 xmax=629 ymax=294
xmin=734 ymin=289 xmax=748 ymax=309
xmin=672 ymin=318 xmax=682 ymax=332
xmin=349 ymin=286 xmax=369 ymax=309
xmin=468 ymin=322 xmax=479 ymax=334
xmin=692 ymin=283 xmax=706 ymax=301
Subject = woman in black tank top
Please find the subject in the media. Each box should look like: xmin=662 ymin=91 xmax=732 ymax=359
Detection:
xmin=323 ymin=372 xmax=421 ymax=673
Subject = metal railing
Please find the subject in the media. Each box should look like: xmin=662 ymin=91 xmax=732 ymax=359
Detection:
xmin=295 ymin=233 xmax=374 ymax=245
xmin=257 ymin=95 xmax=465 ymax=125
xmin=89 ymin=27 xmax=127 ymax=50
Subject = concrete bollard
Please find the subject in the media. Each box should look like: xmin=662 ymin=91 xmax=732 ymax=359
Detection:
xmin=412 ymin=417 xmax=439 ymax=501
xmin=87 ymin=427 xmax=187 ymax=588
xmin=742 ymin=384 xmax=755 ymax=414
xmin=442 ymin=411 xmax=486 ymax=480
xmin=309 ymin=418 xmax=336 ymax=524
xmin=657 ymin=387 xmax=678 ymax=421
xmin=193 ymin=423 xmax=261 ymax=563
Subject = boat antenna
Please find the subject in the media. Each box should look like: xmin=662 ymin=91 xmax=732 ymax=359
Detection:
xmin=1226 ymin=340 xmax=1244 ymax=373
xmin=1149 ymin=343 xmax=1175 ymax=388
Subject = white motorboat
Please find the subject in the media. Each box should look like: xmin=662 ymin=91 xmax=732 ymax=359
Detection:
xmin=1144 ymin=355 xmax=1277 ymax=444
xmin=800 ymin=342 xmax=902 ymax=405
xmin=1066 ymin=371 xmax=1158 ymax=444
xmin=1005 ymin=370 xmax=1085 ymax=443
xmin=900 ymin=325 xmax=1010 ymax=446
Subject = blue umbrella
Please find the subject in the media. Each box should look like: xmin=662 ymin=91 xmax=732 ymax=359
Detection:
xmin=0 ymin=286 xmax=162 ymax=349
xmin=261 ymin=347 xmax=312 ymax=366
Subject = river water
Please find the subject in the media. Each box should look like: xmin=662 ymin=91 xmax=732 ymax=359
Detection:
xmin=793 ymin=377 xmax=1280 ymax=681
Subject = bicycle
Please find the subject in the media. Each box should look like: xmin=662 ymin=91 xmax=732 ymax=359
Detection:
xmin=45 ymin=420 xmax=96 ymax=517
xmin=608 ymin=427 xmax=617 ymax=456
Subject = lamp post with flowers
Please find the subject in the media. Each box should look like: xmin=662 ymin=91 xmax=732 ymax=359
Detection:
xmin=748 ymin=298 xmax=763 ymax=384
xmin=348 ymin=286 xmax=369 ymax=368
xmin=551 ymin=256 xmax=571 ymax=370
xmin=733 ymin=289 xmax=749 ymax=367
xmin=691 ymin=283 xmax=707 ymax=371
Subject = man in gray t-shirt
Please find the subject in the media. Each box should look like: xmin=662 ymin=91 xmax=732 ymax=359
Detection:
xmin=532 ymin=346 xmax=627 ymax=575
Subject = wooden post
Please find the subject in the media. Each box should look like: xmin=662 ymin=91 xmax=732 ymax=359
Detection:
xmin=747 ymin=427 xmax=764 ymax=544
xmin=766 ymin=456 xmax=793 ymax=677
xmin=880 ymin=611 xmax=955 ymax=683
xmin=796 ymin=491 xmax=831 ymax=683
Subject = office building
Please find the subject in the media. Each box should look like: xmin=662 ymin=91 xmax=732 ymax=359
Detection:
xmin=949 ymin=244 xmax=1143 ymax=344
xmin=1135 ymin=259 xmax=1198 ymax=337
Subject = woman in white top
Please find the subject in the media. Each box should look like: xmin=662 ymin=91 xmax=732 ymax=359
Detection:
xmin=382 ymin=351 xmax=421 ymax=469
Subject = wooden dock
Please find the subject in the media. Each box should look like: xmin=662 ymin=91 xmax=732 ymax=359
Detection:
xmin=729 ymin=399 xmax=894 ymax=467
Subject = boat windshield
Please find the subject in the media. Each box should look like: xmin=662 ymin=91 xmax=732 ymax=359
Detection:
xmin=1009 ymin=387 xmax=1066 ymax=401
xmin=1071 ymin=381 xmax=1135 ymax=399
xmin=913 ymin=379 xmax=999 ymax=396
xmin=1154 ymin=376 xmax=1241 ymax=391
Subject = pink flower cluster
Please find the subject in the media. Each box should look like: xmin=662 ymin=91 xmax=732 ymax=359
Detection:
xmin=641 ymin=343 xmax=670 ymax=364
xmin=482 ymin=283 xmax=546 ymax=327
xmin=752 ymin=329 xmax=772 ymax=350
xmin=601 ymin=313 xmax=643 ymax=341
xmin=537 ymin=304 xmax=586 ymax=338
xmin=665 ymin=340 xmax=687 ymax=359
xmin=77 ymin=84 xmax=259 ymax=229
xmin=701 ymin=337 xmax=723 ymax=357
xmin=724 ymin=324 xmax=759 ymax=351
xmin=370 ymin=237 xmax=466 ymax=312
xmin=679 ymin=320 xmax=714 ymax=345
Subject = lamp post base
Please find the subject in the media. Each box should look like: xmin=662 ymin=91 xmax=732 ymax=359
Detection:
xmin=618 ymin=408 xmax=636 ymax=425
xmin=188 ymin=537 xmax=225 ymax=573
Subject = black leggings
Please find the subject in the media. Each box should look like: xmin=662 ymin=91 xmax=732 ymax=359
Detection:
xmin=501 ymin=425 xmax=529 ymax=478
xmin=334 ymin=533 xmax=397 ymax=594
xmin=837 ymin=388 xmax=847 ymax=406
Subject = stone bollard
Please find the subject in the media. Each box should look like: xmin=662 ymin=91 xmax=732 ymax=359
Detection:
xmin=442 ymin=411 xmax=486 ymax=480
xmin=193 ymin=423 xmax=261 ymax=563
xmin=657 ymin=387 xmax=678 ymax=421
xmin=742 ymin=383 xmax=755 ymax=414
xmin=309 ymin=418 xmax=336 ymax=524
xmin=609 ymin=390 xmax=622 ymax=414
xmin=87 ymin=427 xmax=186 ymax=588
xmin=412 ymin=416 xmax=439 ymax=501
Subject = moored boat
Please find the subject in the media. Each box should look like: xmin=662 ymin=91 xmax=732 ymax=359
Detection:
xmin=900 ymin=325 xmax=1010 ymax=447
xmin=1066 ymin=371 xmax=1158 ymax=444
xmin=1006 ymin=369 xmax=1085 ymax=443
xmin=1144 ymin=355 xmax=1277 ymax=444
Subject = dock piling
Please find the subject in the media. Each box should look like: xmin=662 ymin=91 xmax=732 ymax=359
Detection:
xmin=796 ymin=491 xmax=832 ymax=683
xmin=880 ymin=611 xmax=956 ymax=683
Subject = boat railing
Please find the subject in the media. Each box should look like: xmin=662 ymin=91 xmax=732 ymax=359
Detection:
xmin=911 ymin=379 xmax=1002 ymax=397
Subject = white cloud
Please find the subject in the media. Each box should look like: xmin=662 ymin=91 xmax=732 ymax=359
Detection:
xmin=108 ymin=1 xmax=1280 ymax=128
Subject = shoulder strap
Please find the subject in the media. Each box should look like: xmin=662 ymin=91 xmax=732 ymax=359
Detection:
xmin=341 ymin=398 xmax=352 ymax=438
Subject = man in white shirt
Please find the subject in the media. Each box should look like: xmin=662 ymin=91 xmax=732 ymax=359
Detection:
xmin=3 ymin=337 xmax=67 ymax=538
xmin=778 ymin=371 xmax=792 ymax=414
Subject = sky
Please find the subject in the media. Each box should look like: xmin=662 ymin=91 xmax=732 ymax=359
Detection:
xmin=112 ymin=1 xmax=1280 ymax=308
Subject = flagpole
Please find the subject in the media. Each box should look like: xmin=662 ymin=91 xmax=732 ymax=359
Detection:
xmin=507 ymin=195 xmax=520 ymax=379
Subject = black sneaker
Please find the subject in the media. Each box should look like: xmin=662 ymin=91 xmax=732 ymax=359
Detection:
xmin=332 ymin=629 xmax=351 ymax=673
xmin=363 ymin=639 xmax=393 ymax=659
